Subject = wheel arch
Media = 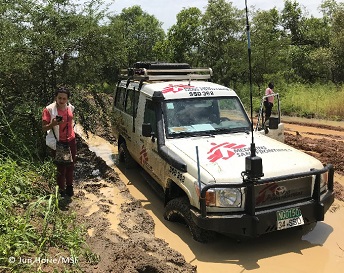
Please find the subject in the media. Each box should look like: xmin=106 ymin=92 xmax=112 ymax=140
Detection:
xmin=165 ymin=179 xmax=189 ymax=206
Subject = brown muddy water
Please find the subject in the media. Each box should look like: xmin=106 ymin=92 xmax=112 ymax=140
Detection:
xmin=77 ymin=125 xmax=344 ymax=273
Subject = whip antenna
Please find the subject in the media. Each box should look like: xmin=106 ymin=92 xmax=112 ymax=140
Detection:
xmin=245 ymin=0 xmax=254 ymax=143
xmin=242 ymin=0 xmax=263 ymax=180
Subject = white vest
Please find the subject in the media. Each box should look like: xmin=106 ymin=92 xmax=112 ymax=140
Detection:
xmin=45 ymin=102 xmax=74 ymax=150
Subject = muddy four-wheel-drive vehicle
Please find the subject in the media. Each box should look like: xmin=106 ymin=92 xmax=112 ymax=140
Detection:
xmin=112 ymin=62 xmax=334 ymax=242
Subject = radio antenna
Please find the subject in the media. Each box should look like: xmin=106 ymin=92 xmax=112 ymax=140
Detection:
xmin=243 ymin=0 xmax=263 ymax=181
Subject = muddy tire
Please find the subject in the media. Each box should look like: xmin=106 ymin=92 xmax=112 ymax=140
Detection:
xmin=164 ymin=196 xmax=216 ymax=243
xmin=118 ymin=142 xmax=138 ymax=169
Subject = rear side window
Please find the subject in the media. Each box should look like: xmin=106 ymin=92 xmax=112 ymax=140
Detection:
xmin=125 ymin=89 xmax=139 ymax=117
xmin=134 ymin=92 xmax=139 ymax=117
xmin=115 ymin=86 xmax=139 ymax=117
xmin=115 ymin=86 xmax=126 ymax=111
xmin=125 ymin=89 xmax=134 ymax=115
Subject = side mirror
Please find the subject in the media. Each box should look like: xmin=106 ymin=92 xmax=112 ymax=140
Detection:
xmin=142 ymin=123 xmax=153 ymax=137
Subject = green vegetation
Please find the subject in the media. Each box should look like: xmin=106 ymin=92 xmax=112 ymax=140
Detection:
xmin=238 ymin=83 xmax=344 ymax=121
xmin=0 ymin=158 xmax=87 ymax=272
xmin=1 ymin=0 xmax=344 ymax=272
xmin=280 ymin=83 xmax=344 ymax=120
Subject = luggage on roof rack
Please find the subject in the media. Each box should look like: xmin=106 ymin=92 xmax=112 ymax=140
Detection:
xmin=121 ymin=61 xmax=213 ymax=82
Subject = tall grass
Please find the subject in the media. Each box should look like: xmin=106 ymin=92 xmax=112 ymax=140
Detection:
xmin=237 ymin=83 xmax=344 ymax=121
xmin=280 ymin=83 xmax=344 ymax=120
xmin=0 ymin=158 xmax=86 ymax=273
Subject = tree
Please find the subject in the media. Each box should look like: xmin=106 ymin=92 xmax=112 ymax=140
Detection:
xmin=280 ymin=0 xmax=333 ymax=83
xmin=109 ymin=5 xmax=165 ymax=68
xmin=200 ymin=0 xmax=246 ymax=87
xmin=165 ymin=7 xmax=203 ymax=67
xmin=2 ymin=0 xmax=114 ymax=97
xmin=320 ymin=0 xmax=339 ymax=21
xmin=250 ymin=8 xmax=290 ymax=88
xmin=66 ymin=0 xmax=126 ymax=85
xmin=330 ymin=6 xmax=344 ymax=82
xmin=301 ymin=17 xmax=332 ymax=82
xmin=0 ymin=0 xmax=116 ymax=159
xmin=281 ymin=0 xmax=304 ymax=45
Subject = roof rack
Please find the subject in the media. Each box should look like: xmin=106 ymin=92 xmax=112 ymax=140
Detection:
xmin=133 ymin=62 xmax=191 ymax=70
xmin=120 ymin=62 xmax=213 ymax=82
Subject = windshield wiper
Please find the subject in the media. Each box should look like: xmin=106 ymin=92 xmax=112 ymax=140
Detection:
xmin=169 ymin=130 xmax=215 ymax=138
xmin=169 ymin=132 xmax=199 ymax=138
xmin=215 ymin=127 xmax=249 ymax=134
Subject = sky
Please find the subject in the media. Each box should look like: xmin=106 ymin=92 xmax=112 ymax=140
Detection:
xmin=99 ymin=0 xmax=344 ymax=31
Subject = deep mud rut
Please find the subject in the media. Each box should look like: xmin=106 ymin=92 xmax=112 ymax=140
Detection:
xmin=69 ymin=117 xmax=344 ymax=273
xmin=69 ymin=135 xmax=196 ymax=273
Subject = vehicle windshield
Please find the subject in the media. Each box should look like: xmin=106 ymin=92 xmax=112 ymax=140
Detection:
xmin=164 ymin=97 xmax=250 ymax=137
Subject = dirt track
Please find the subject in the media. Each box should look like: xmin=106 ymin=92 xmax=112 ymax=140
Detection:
xmin=282 ymin=118 xmax=344 ymax=201
xmin=67 ymin=118 xmax=344 ymax=273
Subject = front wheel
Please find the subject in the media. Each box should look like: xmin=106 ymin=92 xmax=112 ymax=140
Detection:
xmin=164 ymin=196 xmax=216 ymax=243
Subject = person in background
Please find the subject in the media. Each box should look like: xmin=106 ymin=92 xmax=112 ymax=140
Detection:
xmin=264 ymin=82 xmax=275 ymax=123
xmin=42 ymin=87 xmax=76 ymax=197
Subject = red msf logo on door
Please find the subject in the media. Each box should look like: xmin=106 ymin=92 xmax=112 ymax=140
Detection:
xmin=162 ymin=84 xmax=194 ymax=94
xmin=140 ymin=145 xmax=148 ymax=165
xmin=207 ymin=142 xmax=246 ymax=162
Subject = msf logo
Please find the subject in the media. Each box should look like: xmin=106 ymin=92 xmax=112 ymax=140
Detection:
xmin=207 ymin=142 xmax=246 ymax=162
xmin=162 ymin=84 xmax=194 ymax=94
xmin=140 ymin=145 xmax=148 ymax=165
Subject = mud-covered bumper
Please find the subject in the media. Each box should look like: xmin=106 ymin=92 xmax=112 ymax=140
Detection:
xmin=191 ymin=164 xmax=335 ymax=237
xmin=191 ymin=190 xmax=334 ymax=237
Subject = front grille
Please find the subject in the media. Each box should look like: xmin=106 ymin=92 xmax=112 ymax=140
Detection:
xmin=255 ymin=176 xmax=313 ymax=209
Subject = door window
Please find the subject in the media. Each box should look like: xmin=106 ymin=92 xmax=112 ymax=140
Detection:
xmin=143 ymin=100 xmax=157 ymax=133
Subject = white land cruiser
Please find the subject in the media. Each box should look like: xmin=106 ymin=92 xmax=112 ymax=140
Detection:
xmin=112 ymin=62 xmax=334 ymax=242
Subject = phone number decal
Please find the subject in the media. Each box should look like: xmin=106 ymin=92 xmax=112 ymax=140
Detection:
xmin=189 ymin=91 xmax=214 ymax=97
xmin=186 ymin=87 xmax=228 ymax=97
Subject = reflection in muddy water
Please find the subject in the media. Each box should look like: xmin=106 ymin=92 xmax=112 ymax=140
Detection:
xmin=79 ymin=128 xmax=344 ymax=273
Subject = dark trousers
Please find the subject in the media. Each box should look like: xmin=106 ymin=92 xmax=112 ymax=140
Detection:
xmin=264 ymin=101 xmax=273 ymax=122
xmin=52 ymin=138 xmax=77 ymax=190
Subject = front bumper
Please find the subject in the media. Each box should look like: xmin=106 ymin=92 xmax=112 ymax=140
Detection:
xmin=191 ymin=164 xmax=335 ymax=237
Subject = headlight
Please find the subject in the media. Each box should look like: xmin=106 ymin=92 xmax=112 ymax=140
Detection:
xmin=194 ymin=182 xmax=242 ymax=208
xmin=216 ymin=188 xmax=242 ymax=207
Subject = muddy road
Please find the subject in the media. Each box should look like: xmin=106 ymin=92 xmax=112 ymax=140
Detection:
xmin=76 ymin=117 xmax=344 ymax=273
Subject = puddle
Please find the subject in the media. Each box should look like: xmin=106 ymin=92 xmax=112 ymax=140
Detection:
xmin=82 ymin=191 xmax=100 ymax=216
xmin=79 ymin=127 xmax=344 ymax=273
xmin=100 ymin=185 xmax=126 ymax=234
xmin=87 ymin=228 xmax=95 ymax=237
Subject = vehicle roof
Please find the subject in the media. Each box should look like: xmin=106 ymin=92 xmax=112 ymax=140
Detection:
xmin=120 ymin=80 xmax=238 ymax=100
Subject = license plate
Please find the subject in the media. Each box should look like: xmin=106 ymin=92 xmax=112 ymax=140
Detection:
xmin=276 ymin=207 xmax=304 ymax=230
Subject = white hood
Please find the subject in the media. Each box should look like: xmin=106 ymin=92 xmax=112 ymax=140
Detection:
xmin=165 ymin=132 xmax=323 ymax=184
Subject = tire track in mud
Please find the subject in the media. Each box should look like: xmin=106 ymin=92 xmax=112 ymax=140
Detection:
xmin=283 ymin=121 xmax=344 ymax=202
xmin=70 ymin=136 xmax=196 ymax=273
